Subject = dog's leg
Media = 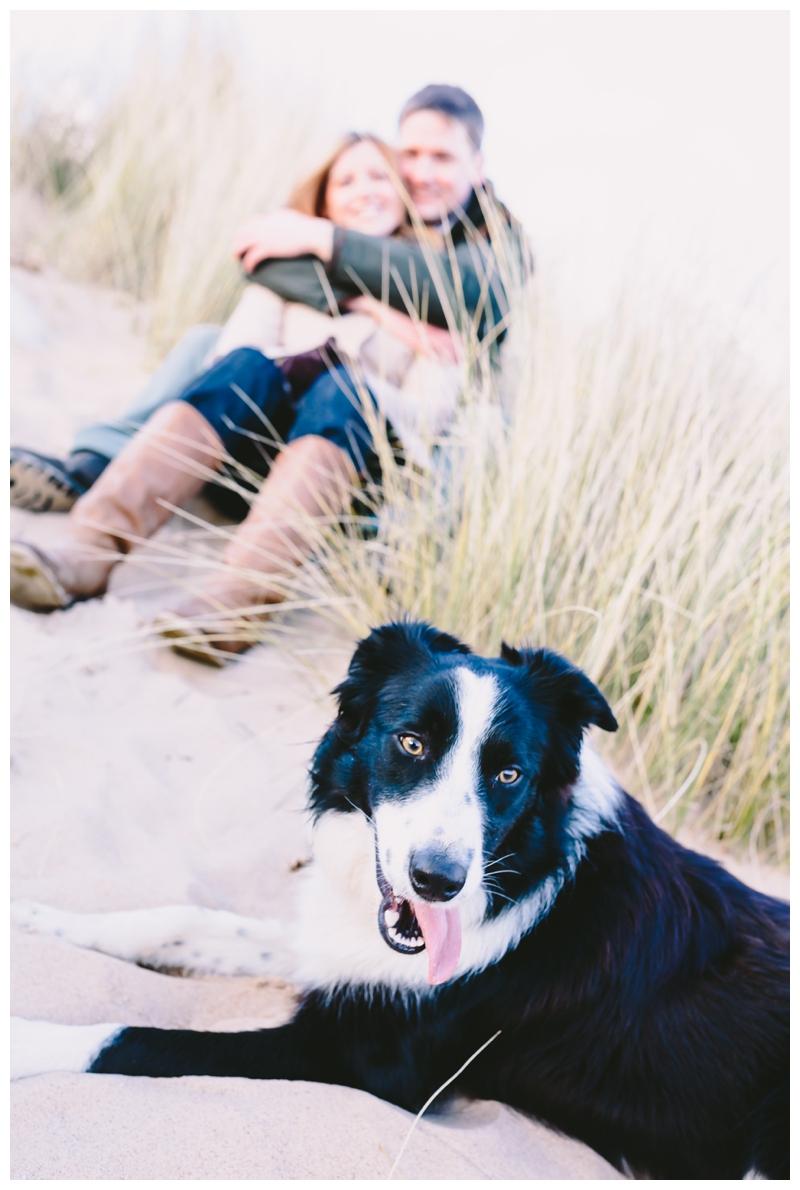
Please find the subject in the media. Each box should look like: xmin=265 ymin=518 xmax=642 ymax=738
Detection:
xmin=11 ymin=1003 xmax=481 ymax=1120
xmin=11 ymin=1009 xmax=352 ymax=1089
xmin=11 ymin=900 xmax=289 ymax=978
xmin=11 ymin=1003 xmax=475 ymax=1116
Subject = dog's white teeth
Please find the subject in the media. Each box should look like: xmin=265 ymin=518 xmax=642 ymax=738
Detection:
xmin=387 ymin=924 xmax=421 ymax=946
xmin=385 ymin=909 xmax=400 ymax=927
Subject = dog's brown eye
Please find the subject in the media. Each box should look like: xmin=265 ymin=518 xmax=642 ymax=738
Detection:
xmin=398 ymin=734 xmax=425 ymax=757
xmin=497 ymin=767 xmax=521 ymax=785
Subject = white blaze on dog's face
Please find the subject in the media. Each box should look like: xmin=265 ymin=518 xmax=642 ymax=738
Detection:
xmin=373 ymin=667 xmax=496 ymax=901
xmin=372 ymin=667 xmax=500 ymax=984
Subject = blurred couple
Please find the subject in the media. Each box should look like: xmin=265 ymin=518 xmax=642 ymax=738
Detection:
xmin=10 ymin=84 xmax=530 ymax=664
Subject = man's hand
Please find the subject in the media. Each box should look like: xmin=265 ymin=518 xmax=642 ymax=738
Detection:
xmin=233 ymin=210 xmax=334 ymax=272
xmin=348 ymin=295 xmax=462 ymax=364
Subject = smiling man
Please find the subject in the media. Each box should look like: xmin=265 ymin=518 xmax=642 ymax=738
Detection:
xmin=399 ymin=85 xmax=486 ymax=224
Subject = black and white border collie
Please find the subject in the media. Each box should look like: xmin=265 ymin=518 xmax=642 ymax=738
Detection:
xmin=12 ymin=622 xmax=788 ymax=1179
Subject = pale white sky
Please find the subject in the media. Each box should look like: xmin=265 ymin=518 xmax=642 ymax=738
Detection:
xmin=11 ymin=11 xmax=788 ymax=360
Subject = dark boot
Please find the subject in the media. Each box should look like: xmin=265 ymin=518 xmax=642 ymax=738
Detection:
xmin=10 ymin=448 xmax=109 ymax=512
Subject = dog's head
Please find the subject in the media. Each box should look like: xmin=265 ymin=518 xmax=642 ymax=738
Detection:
xmin=310 ymin=621 xmax=617 ymax=985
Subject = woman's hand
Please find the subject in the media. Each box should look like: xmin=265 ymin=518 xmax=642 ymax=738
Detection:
xmin=348 ymin=295 xmax=462 ymax=364
xmin=233 ymin=210 xmax=334 ymax=272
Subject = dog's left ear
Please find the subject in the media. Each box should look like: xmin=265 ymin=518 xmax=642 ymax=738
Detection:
xmin=334 ymin=621 xmax=471 ymax=737
xmin=501 ymin=643 xmax=618 ymax=733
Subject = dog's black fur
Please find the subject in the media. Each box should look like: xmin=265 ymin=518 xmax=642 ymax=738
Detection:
xmin=90 ymin=622 xmax=788 ymax=1179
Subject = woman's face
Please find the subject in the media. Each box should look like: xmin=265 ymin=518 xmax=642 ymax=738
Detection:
xmin=324 ymin=141 xmax=405 ymax=236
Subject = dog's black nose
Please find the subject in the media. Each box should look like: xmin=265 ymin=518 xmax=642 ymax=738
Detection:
xmin=409 ymin=848 xmax=468 ymax=902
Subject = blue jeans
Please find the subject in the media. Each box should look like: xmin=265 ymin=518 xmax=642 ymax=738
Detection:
xmin=71 ymin=332 xmax=386 ymax=518
xmin=179 ymin=348 xmax=383 ymax=482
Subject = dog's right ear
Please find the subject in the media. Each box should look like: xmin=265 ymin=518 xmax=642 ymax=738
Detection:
xmin=501 ymin=643 xmax=618 ymax=734
xmin=333 ymin=621 xmax=470 ymax=737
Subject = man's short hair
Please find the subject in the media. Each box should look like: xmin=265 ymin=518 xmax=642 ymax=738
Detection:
xmin=399 ymin=84 xmax=484 ymax=150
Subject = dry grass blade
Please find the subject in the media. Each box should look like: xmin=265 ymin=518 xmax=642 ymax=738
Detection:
xmin=388 ymin=1029 xmax=503 ymax=1179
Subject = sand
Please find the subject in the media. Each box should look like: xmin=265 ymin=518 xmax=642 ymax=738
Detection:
xmin=10 ymin=267 xmax=784 ymax=1179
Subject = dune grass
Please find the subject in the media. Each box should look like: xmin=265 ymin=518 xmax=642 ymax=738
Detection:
xmin=10 ymin=44 xmax=788 ymax=863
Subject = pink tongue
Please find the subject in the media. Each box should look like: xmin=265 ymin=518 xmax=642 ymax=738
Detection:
xmin=412 ymin=900 xmax=462 ymax=985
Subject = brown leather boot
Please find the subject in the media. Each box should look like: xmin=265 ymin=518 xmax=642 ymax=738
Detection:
xmin=156 ymin=435 xmax=355 ymax=665
xmin=10 ymin=402 xmax=223 ymax=612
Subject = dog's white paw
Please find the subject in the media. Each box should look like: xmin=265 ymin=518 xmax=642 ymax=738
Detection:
xmin=11 ymin=900 xmax=113 ymax=953
xmin=11 ymin=900 xmax=68 ymax=938
xmin=11 ymin=1017 xmax=122 ymax=1080
xmin=12 ymin=900 xmax=46 ymax=932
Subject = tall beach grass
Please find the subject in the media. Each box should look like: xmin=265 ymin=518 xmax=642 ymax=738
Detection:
xmin=11 ymin=45 xmax=788 ymax=862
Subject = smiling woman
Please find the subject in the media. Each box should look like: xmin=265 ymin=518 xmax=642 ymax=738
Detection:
xmin=233 ymin=133 xmax=405 ymax=269
xmin=294 ymin=135 xmax=405 ymax=235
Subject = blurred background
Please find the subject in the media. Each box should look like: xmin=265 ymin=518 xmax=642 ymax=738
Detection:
xmin=10 ymin=11 xmax=789 ymax=863
xmin=11 ymin=10 xmax=788 ymax=359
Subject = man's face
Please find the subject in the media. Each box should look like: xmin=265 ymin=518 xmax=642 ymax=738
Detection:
xmin=397 ymin=110 xmax=484 ymax=223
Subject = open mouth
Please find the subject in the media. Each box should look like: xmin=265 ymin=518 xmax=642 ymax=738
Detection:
xmin=374 ymin=848 xmax=463 ymax=986
xmin=375 ymin=849 xmax=425 ymax=955
xmin=378 ymin=891 xmax=426 ymax=955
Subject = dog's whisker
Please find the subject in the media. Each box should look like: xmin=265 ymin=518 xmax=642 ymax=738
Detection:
xmin=486 ymin=889 xmax=521 ymax=908
xmin=483 ymin=856 xmax=520 ymax=877
xmin=482 ymin=874 xmax=519 ymax=898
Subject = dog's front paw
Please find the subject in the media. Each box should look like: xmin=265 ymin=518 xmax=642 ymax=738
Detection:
xmin=11 ymin=1017 xmax=123 ymax=1080
xmin=11 ymin=900 xmax=60 ymax=936
xmin=11 ymin=1017 xmax=51 ymax=1079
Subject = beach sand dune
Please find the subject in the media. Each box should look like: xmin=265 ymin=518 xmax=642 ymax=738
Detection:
xmin=10 ymin=268 xmax=623 ymax=1178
